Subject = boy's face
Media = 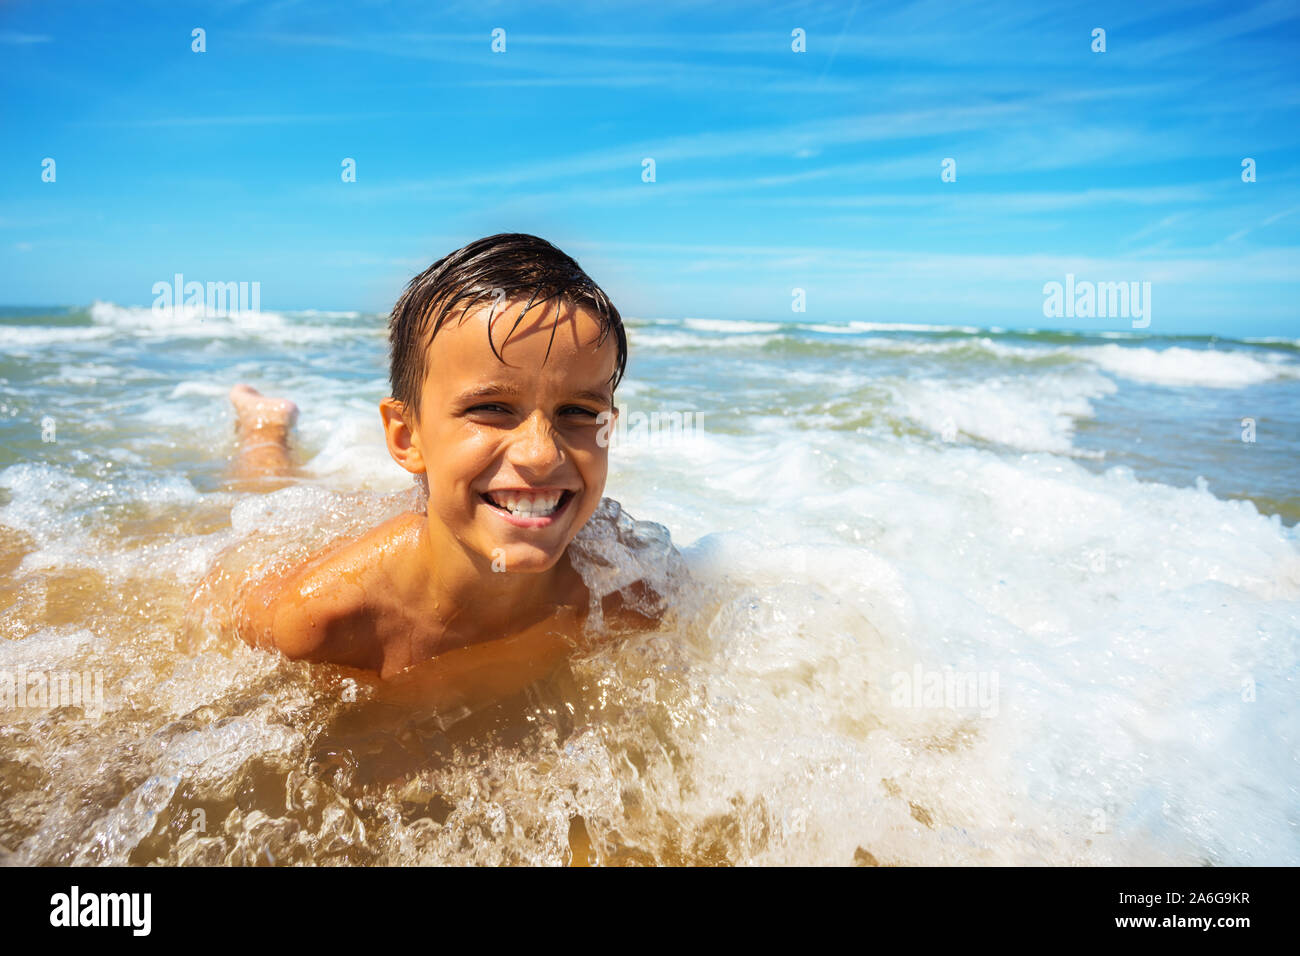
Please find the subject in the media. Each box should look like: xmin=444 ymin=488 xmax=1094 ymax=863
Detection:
xmin=389 ymin=295 xmax=618 ymax=576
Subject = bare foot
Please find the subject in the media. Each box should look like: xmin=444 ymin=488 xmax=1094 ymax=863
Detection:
xmin=227 ymin=385 xmax=298 ymax=483
xmin=229 ymin=384 xmax=298 ymax=437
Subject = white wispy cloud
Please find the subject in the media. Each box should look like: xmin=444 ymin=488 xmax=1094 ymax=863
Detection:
xmin=75 ymin=111 xmax=410 ymax=128
xmin=1225 ymin=204 xmax=1300 ymax=242
xmin=1128 ymin=0 xmax=1300 ymax=61
xmin=1122 ymin=213 xmax=1189 ymax=243
xmin=0 ymin=31 xmax=52 ymax=44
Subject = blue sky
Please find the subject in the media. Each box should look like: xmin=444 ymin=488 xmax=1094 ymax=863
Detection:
xmin=2 ymin=0 xmax=1298 ymax=337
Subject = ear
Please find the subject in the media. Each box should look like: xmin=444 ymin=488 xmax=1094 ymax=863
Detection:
xmin=379 ymin=397 xmax=426 ymax=476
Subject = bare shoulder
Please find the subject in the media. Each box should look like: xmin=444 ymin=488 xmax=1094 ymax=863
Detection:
xmin=234 ymin=511 xmax=422 ymax=669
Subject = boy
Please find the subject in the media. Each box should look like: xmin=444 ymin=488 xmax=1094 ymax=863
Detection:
xmin=190 ymin=234 xmax=667 ymax=716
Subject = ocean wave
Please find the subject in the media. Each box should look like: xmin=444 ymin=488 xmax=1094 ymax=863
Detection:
xmin=78 ymin=300 xmax=384 ymax=344
xmin=90 ymin=299 xmax=288 ymax=330
xmin=1077 ymin=344 xmax=1300 ymax=388
xmin=890 ymin=369 xmax=1117 ymax=454
xmin=626 ymin=324 xmax=1300 ymax=391
xmin=287 ymin=309 xmax=365 ymax=319
xmin=1242 ymin=336 xmax=1300 ymax=350
xmin=682 ymin=318 xmax=784 ymax=334
xmin=627 ymin=329 xmax=783 ymax=350
xmin=0 ymin=325 xmax=115 ymax=347
xmin=852 ymin=335 xmax=1055 ymax=360
xmin=818 ymin=320 xmax=984 ymax=334
xmin=168 ymin=381 xmax=233 ymax=399
xmin=41 ymin=362 xmax=132 ymax=387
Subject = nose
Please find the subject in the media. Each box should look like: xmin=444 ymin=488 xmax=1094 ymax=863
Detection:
xmin=507 ymin=409 xmax=565 ymax=476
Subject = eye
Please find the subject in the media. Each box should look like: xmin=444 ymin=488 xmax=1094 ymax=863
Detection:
xmin=468 ymin=403 xmax=510 ymax=414
xmin=562 ymin=406 xmax=602 ymax=418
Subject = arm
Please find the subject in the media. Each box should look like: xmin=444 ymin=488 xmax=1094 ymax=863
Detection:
xmin=183 ymin=536 xmax=368 ymax=671
xmin=233 ymin=559 xmax=396 ymax=674
xmin=233 ymin=562 xmax=327 ymax=658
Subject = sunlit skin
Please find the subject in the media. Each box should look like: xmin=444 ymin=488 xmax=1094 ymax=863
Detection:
xmin=187 ymin=295 xmax=653 ymax=715
xmin=379 ymin=292 xmax=619 ymax=632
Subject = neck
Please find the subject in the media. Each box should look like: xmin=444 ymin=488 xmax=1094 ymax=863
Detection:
xmin=411 ymin=513 xmax=574 ymax=641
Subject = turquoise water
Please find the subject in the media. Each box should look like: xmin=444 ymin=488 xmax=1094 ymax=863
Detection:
xmin=1 ymin=300 xmax=1297 ymax=865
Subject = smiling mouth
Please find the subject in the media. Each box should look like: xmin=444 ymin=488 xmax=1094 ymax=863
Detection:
xmin=479 ymin=489 xmax=576 ymax=520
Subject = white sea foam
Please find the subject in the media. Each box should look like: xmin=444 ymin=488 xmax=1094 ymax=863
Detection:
xmin=83 ymin=300 xmax=380 ymax=344
xmin=0 ymin=325 xmax=114 ymax=348
xmin=90 ymin=299 xmax=287 ymax=330
xmin=46 ymin=362 xmax=124 ymax=386
xmin=0 ymin=462 xmax=203 ymax=577
xmin=168 ymin=381 xmax=232 ymax=399
xmin=0 ymin=463 xmax=99 ymax=547
xmin=890 ymin=369 xmax=1117 ymax=454
xmin=682 ymin=318 xmax=783 ymax=334
xmin=807 ymin=320 xmax=983 ymax=334
xmin=288 ymin=309 xmax=364 ymax=319
xmin=606 ymin=423 xmax=1300 ymax=864
xmin=1077 ymin=344 xmax=1300 ymax=388
xmin=626 ymin=329 xmax=782 ymax=350
xmin=298 ymin=411 xmax=412 ymax=491
xmin=847 ymin=335 xmax=1051 ymax=360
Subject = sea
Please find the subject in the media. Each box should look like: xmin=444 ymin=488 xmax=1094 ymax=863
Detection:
xmin=0 ymin=300 xmax=1297 ymax=865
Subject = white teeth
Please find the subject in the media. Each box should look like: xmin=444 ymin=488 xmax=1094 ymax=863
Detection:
xmin=488 ymin=491 xmax=564 ymax=517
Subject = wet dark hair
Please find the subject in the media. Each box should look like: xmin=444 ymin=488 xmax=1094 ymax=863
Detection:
xmin=388 ymin=233 xmax=627 ymax=424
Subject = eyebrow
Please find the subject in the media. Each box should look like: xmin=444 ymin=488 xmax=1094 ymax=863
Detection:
xmin=454 ymin=382 xmax=613 ymax=405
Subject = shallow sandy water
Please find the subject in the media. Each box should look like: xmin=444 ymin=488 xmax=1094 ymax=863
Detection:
xmin=3 ymin=307 xmax=1297 ymax=866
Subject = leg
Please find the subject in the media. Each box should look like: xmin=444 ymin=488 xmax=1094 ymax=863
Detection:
xmin=227 ymin=384 xmax=299 ymax=485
